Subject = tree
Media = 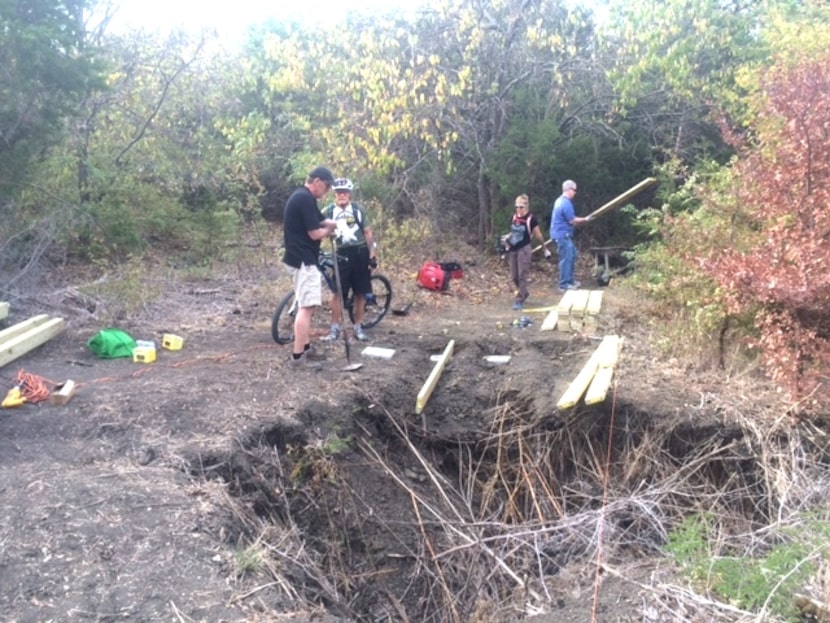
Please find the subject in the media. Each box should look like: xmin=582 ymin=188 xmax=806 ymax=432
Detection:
xmin=602 ymin=0 xmax=767 ymax=167
xmin=0 ymin=0 xmax=103 ymax=195
xmin=705 ymin=47 xmax=830 ymax=413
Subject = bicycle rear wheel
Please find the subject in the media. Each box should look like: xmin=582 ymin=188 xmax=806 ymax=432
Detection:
xmin=272 ymin=289 xmax=336 ymax=345
xmin=271 ymin=289 xmax=298 ymax=344
xmin=350 ymin=274 xmax=392 ymax=329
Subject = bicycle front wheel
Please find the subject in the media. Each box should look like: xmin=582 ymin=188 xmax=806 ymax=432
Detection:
xmin=351 ymin=274 xmax=392 ymax=329
xmin=271 ymin=289 xmax=297 ymax=345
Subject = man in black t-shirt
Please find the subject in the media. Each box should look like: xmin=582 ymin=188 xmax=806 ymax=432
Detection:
xmin=282 ymin=166 xmax=337 ymax=369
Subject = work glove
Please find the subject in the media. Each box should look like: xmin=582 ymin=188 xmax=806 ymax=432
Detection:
xmin=368 ymin=257 xmax=378 ymax=270
xmin=543 ymin=248 xmax=552 ymax=259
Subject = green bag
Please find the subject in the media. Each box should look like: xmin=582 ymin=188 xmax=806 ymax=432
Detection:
xmin=87 ymin=328 xmax=137 ymax=359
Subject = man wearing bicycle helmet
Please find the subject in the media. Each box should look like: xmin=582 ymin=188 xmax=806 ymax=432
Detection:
xmin=282 ymin=166 xmax=338 ymax=369
xmin=322 ymin=177 xmax=377 ymax=342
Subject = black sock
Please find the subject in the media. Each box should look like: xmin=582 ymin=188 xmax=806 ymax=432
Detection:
xmin=304 ymin=343 xmax=311 ymax=352
xmin=292 ymin=353 xmax=303 ymax=360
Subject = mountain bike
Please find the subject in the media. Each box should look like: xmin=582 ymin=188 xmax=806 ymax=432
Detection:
xmin=271 ymin=252 xmax=393 ymax=345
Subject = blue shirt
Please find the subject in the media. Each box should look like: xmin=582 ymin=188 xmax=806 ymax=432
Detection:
xmin=550 ymin=194 xmax=576 ymax=240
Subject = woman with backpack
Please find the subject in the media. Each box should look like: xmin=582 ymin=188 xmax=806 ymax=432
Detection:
xmin=505 ymin=194 xmax=549 ymax=311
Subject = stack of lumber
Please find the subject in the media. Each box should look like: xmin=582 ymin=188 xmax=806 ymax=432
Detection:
xmin=546 ymin=289 xmax=603 ymax=333
xmin=0 ymin=306 xmax=66 ymax=369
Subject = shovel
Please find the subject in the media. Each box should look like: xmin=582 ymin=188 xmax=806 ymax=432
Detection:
xmin=392 ymin=301 xmax=414 ymax=316
xmin=331 ymin=238 xmax=364 ymax=372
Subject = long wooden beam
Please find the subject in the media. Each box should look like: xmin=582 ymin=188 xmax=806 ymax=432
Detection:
xmin=0 ymin=317 xmax=66 ymax=369
xmin=416 ymin=339 xmax=455 ymax=415
xmin=0 ymin=314 xmax=51 ymax=345
xmin=586 ymin=178 xmax=657 ymax=221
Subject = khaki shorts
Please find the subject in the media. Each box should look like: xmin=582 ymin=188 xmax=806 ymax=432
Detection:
xmin=284 ymin=263 xmax=323 ymax=307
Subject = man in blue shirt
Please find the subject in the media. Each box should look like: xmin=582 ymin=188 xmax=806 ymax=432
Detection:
xmin=550 ymin=180 xmax=591 ymax=292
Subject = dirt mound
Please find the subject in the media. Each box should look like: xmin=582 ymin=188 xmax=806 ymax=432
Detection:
xmin=0 ymin=257 xmax=800 ymax=622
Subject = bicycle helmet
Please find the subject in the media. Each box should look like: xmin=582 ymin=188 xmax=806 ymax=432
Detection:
xmin=332 ymin=178 xmax=354 ymax=192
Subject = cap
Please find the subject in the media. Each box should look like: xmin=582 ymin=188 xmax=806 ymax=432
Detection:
xmin=308 ymin=166 xmax=335 ymax=184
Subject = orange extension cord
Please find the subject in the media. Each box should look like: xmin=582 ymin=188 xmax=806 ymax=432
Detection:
xmin=14 ymin=369 xmax=57 ymax=404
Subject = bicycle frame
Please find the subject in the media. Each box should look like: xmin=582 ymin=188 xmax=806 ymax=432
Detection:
xmin=271 ymin=253 xmax=393 ymax=345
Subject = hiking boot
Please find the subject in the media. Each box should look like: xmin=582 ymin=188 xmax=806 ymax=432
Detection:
xmin=321 ymin=326 xmax=340 ymax=342
xmin=353 ymin=326 xmax=369 ymax=341
xmin=289 ymin=354 xmax=323 ymax=371
xmin=512 ymin=300 xmax=522 ymax=311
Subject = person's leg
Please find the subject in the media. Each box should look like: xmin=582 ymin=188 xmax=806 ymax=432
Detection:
xmin=291 ymin=264 xmax=322 ymax=357
xmin=517 ymin=245 xmax=531 ymax=301
xmin=556 ymin=239 xmax=572 ymax=290
xmin=324 ymin=258 xmax=347 ymax=340
xmin=350 ymin=247 xmax=372 ymax=340
xmin=508 ymin=251 xmax=522 ymax=308
xmin=353 ymin=294 xmax=365 ymax=326
xmin=508 ymin=252 xmax=520 ymax=290
xmin=293 ymin=306 xmax=314 ymax=356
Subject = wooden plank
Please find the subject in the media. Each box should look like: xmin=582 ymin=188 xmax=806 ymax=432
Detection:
xmin=540 ymin=309 xmax=559 ymax=332
xmin=586 ymin=290 xmax=604 ymax=316
xmin=556 ymin=347 xmax=602 ymax=410
xmin=0 ymin=314 xmax=51 ymax=346
xmin=522 ymin=305 xmax=557 ymax=314
xmin=0 ymin=302 xmax=8 ymax=320
xmin=584 ymin=315 xmax=598 ymax=335
xmin=416 ymin=339 xmax=455 ymax=415
xmin=557 ymin=290 xmax=576 ymax=331
xmin=0 ymin=317 xmax=65 ymax=369
xmin=570 ymin=290 xmax=590 ymax=317
xmin=584 ymin=367 xmax=615 ymax=405
xmin=585 ymin=178 xmax=658 ymax=221
xmin=556 ymin=335 xmax=621 ymax=410
xmin=557 ymin=289 xmax=577 ymax=313
xmin=597 ymin=335 xmax=622 ymax=367
xmin=50 ymin=380 xmax=77 ymax=406
xmin=585 ymin=336 xmax=623 ymax=405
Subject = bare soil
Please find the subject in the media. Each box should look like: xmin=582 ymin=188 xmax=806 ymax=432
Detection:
xmin=0 ymin=251 xmax=792 ymax=623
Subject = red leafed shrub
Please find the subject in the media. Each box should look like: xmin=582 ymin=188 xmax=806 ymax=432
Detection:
xmin=706 ymin=53 xmax=830 ymax=413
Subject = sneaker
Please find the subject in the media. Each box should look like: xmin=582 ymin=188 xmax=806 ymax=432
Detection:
xmin=289 ymin=354 xmax=323 ymax=371
xmin=558 ymin=284 xmax=579 ymax=293
xmin=303 ymin=346 xmax=326 ymax=361
xmin=322 ymin=327 xmax=340 ymax=342
xmin=512 ymin=301 xmax=522 ymax=311
xmin=572 ymin=280 xmax=582 ymax=288
xmin=353 ymin=326 xmax=369 ymax=341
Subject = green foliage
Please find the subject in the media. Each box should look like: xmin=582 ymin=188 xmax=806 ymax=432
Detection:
xmin=322 ymin=433 xmax=353 ymax=456
xmin=603 ymin=0 xmax=766 ymax=164
xmin=625 ymin=162 xmax=754 ymax=365
xmin=666 ymin=513 xmax=824 ymax=621
xmin=234 ymin=543 xmax=265 ymax=577
xmin=0 ymin=0 xmax=105 ymax=195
